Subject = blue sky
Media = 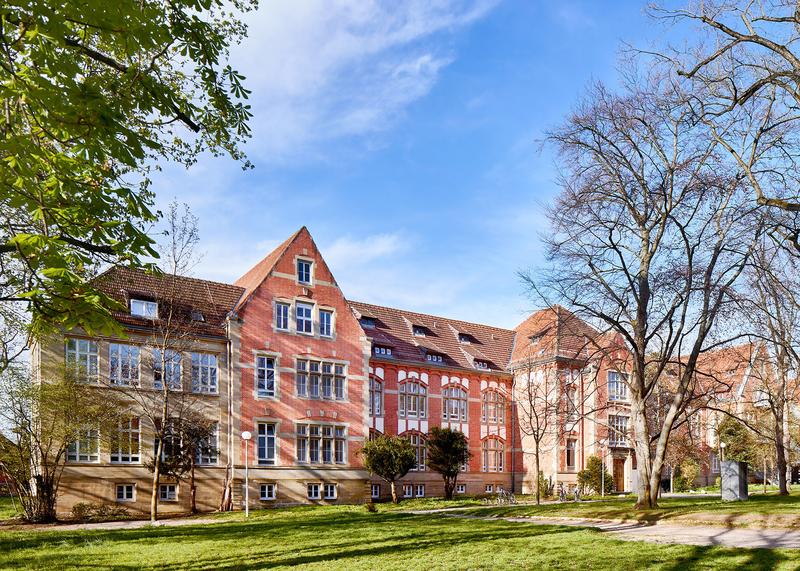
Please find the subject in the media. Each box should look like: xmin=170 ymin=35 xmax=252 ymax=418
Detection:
xmin=152 ymin=0 xmax=657 ymax=329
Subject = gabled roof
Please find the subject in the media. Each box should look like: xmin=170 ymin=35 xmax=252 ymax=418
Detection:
xmin=511 ymin=305 xmax=600 ymax=364
xmin=96 ymin=267 xmax=244 ymax=337
xmin=233 ymin=227 xmax=305 ymax=311
xmin=348 ymin=300 xmax=516 ymax=373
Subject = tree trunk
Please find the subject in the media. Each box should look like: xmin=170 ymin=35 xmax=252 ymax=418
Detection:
xmin=443 ymin=476 xmax=454 ymax=500
xmin=632 ymin=397 xmax=659 ymax=509
xmin=533 ymin=443 xmax=541 ymax=505
xmin=775 ymin=409 xmax=789 ymax=495
xmin=190 ymin=460 xmax=198 ymax=514
xmin=151 ymin=439 xmax=163 ymax=523
xmin=390 ymin=480 xmax=399 ymax=504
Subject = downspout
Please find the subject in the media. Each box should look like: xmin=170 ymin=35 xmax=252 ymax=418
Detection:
xmin=510 ymin=367 xmax=517 ymax=493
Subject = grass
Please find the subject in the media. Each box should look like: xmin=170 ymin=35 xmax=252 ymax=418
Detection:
xmin=461 ymin=491 xmax=800 ymax=527
xmin=0 ymin=504 xmax=800 ymax=569
xmin=0 ymin=496 xmax=21 ymax=520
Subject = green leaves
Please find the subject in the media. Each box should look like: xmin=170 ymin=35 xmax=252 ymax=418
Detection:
xmin=0 ymin=0 xmax=255 ymax=357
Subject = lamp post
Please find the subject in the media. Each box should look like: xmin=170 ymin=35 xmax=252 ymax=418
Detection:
xmin=242 ymin=431 xmax=252 ymax=518
xmin=720 ymin=441 xmax=726 ymax=463
xmin=599 ymin=438 xmax=607 ymax=497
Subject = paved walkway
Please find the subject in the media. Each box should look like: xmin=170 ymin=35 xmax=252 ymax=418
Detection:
xmin=0 ymin=516 xmax=220 ymax=533
xmin=441 ymin=513 xmax=800 ymax=549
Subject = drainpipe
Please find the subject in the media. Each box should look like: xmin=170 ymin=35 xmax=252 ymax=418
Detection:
xmin=510 ymin=370 xmax=517 ymax=493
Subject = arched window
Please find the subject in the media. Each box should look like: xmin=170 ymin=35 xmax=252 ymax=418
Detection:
xmin=442 ymin=386 xmax=468 ymax=421
xmin=399 ymin=380 xmax=427 ymax=419
xmin=481 ymin=390 xmax=506 ymax=424
xmin=482 ymin=438 xmax=504 ymax=473
xmin=405 ymin=432 xmax=426 ymax=471
xmin=369 ymin=377 xmax=383 ymax=417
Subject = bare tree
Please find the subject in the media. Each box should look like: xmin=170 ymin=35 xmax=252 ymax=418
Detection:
xmin=533 ymin=69 xmax=763 ymax=508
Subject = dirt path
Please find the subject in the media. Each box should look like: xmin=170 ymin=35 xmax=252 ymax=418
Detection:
xmin=0 ymin=515 xmax=220 ymax=533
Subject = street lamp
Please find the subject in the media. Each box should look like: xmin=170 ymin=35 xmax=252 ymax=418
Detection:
xmin=720 ymin=441 xmax=726 ymax=463
xmin=599 ymin=438 xmax=607 ymax=497
xmin=242 ymin=430 xmax=252 ymax=518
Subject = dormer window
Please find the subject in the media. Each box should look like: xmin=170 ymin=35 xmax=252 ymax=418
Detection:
xmin=412 ymin=326 xmax=426 ymax=337
xmin=297 ymin=259 xmax=312 ymax=285
xmin=475 ymin=360 xmax=489 ymax=370
xmin=360 ymin=317 xmax=376 ymax=329
xmin=374 ymin=346 xmax=392 ymax=357
xmin=190 ymin=310 xmax=205 ymax=322
xmin=130 ymin=299 xmax=158 ymax=319
xmin=458 ymin=333 xmax=472 ymax=344
xmin=426 ymin=353 xmax=443 ymax=363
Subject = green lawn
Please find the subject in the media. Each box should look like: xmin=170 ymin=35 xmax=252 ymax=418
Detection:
xmin=462 ymin=492 xmax=800 ymax=527
xmin=0 ymin=505 xmax=799 ymax=570
xmin=0 ymin=496 xmax=21 ymax=520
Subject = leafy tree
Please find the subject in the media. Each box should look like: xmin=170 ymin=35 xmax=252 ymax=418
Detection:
xmin=577 ymin=455 xmax=612 ymax=496
xmin=0 ymin=0 xmax=255 ymax=372
xmin=0 ymin=364 xmax=123 ymax=522
xmin=426 ymin=427 xmax=471 ymax=500
xmin=718 ymin=416 xmax=758 ymax=465
xmin=360 ymin=435 xmax=416 ymax=504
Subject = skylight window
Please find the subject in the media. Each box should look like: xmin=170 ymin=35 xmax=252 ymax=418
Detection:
xmin=130 ymin=299 xmax=158 ymax=319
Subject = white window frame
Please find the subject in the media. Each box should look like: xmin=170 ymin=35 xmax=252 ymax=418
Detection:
xmin=481 ymin=390 xmax=506 ymax=424
xmin=195 ymin=423 xmax=219 ymax=465
xmin=260 ymin=483 xmax=277 ymax=501
xmin=426 ymin=353 xmax=443 ymax=363
xmin=257 ymin=422 xmax=277 ymax=466
xmin=373 ymin=346 xmax=392 ymax=357
xmin=275 ymin=302 xmax=290 ymax=331
xmin=109 ymin=343 xmax=140 ymax=386
xmin=67 ymin=428 xmax=100 ymax=463
xmin=407 ymin=432 xmax=426 ymax=471
xmin=323 ymin=483 xmax=337 ymax=500
xmin=307 ymin=483 xmax=321 ymax=500
xmin=566 ymin=438 xmax=577 ymax=471
xmin=402 ymin=484 xmax=413 ymax=498
xmin=456 ymin=483 xmax=466 ymax=494
xmin=296 ymin=302 xmax=313 ymax=335
xmin=415 ymin=484 xmax=425 ymax=498
xmin=369 ymin=377 xmax=383 ymax=417
xmin=482 ymin=438 xmax=504 ymax=473
xmin=319 ymin=309 xmax=333 ymax=338
xmin=130 ymin=299 xmax=158 ymax=319
xmin=399 ymin=381 xmax=427 ymax=419
xmin=159 ymin=483 xmax=178 ymax=502
xmin=191 ymin=353 xmax=218 ymax=394
xmin=295 ymin=359 xmax=346 ymax=401
xmin=371 ymin=483 xmax=381 ymax=499
xmin=297 ymin=259 xmax=313 ymax=285
xmin=65 ymin=338 xmax=98 ymax=383
xmin=296 ymin=423 xmax=347 ymax=465
xmin=608 ymin=371 xmax=629 ymax=402
xmin=608 ymin=415 xmax=629 ymax=447
xmin=485 ymin=484 xmax=494 ymax=493
xmin=442 ymin=386 xmax=468 ymax=422
xmin=256 ymin=356 xmax=276 ymax=398
xmin=110 ymin=418 xmax=141 ymax=464
xmin=153 ymin=348 xmax=182 ymax=391
xmin=116 ymin=483 xmax=135 ymax=502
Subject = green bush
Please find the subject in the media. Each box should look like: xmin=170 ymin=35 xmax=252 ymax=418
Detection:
xmin=537 ymin=471 xmax=554 ymax=498
xmin=70 ymin=502 xmax=131 ymax=522
xmin=577 ymin=455 xmax=613 ymax=495
xmin=672 ymin=459 xmax=700 ymax=492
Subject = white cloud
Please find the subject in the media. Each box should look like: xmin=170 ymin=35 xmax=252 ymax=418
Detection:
xmin=232 ymin=0 xmax=498 ymax=161
xmin=322 ymin=232 xmax=410 ymax=270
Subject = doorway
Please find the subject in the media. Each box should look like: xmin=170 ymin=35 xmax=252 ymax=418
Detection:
xmin=613 ymin=458 xmax=626 ymax=492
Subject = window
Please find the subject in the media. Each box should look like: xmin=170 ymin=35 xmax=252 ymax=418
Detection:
xmin=474 ymin=360 xmax=489 ymax=370
xmin=297 ymin=259 xmax=312 ymax=284
xmin=67 ymin=428 xmax=99 ymax=462
xmin=415 ymin=484 xmax=425 ymax=498
xmin=65 ymin=338 xmax=98 ymax=383
xmin=157 ymin=422 xmax=182 ymax=462
xmin=116 ymin=484 xmax=135 ymax=502
xmin=296 ymin=359 xmax=346 ymax=400
xmin=485 ymin=484 xmax=494 ymax=494
xmin=296 ymin=423 xmax=346 ymax=464
xmin=407 ymin=433 xmax=426 ymax=471
xmin=296 ymin=302 xmax=313 ymax=334
xmin=373 ymin=345 xmax=392 ymax=357
xmin=191 ymin=353 xmax=218 ymax=394
xmin=130 ymin=299 xmax=158 ymax=319
xmin=319 ymin=309 xmax=333 ymax=337
xmin=711 ymin=452 xmax=720 ymax=473
xmin=458 ymin=333 xmax=472 ymax=344
xmin=608 ymin=371 xmax=628 ymax=401
xmin=442 ymin=386 xmax=468 ymax=422
xmin=257 ymin=422 xmax=276 ymax=465
xmin=608 ymin=415 xmax=629 ymax=447
xmin=260 ymin=483 xmax=276 ymax=501
xmin=371 ymin=484 xmax=381 ymax=499
xmin=256 ymin=356 xmax=276 ymax=398
xmin=275 ymin=302 xmax=290 ymax=331
xmin=360 ymin=317 xmax=376 ymax=329
xmin=191 ymin=309 xmax=205 ymax=322
xmin=369 ymin=378 xmax=383 ymax=417
xmin=159 ymin=484 xmax=177 ymax=501
xmin=426 ymin=353 xmax=443 ymax=363
xmin=456 ymin=484 xmax=466 ymax=494
xmin=109 ymin=343 xmax=140 ymax=386
xmin=481 ymin=391 xmax=506 ymax=424
xmin=403 ymin=484 xmax=413 ymax=498
xmin=566 ymin=439 xmax=576 ymax=471
xmin=307 ymin=483 xmax=321 ymax=500
xmin=482 ymin=438 xmax=504 ymax=472
xmin=195 ymin=424 xmax=219 ymax=465
xmin=399 ymin=381 xmax=427 ymax=419
xmin=412 ymin=325 xmax=426 ymax=337
xmin=323 ymin=483 xmax=337 ymax=500
xmin=110 ymin=418 xmax=140 ymax=464
xmin=153 ymin=348 xmax=182 ymax=391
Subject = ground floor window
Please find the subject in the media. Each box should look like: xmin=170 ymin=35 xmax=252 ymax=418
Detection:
xmin=371 ymin=484 xmax=381 ymax=499
xmin=566 ymin=438 xmax=577 ymax=471
xmin=415 ymin=484 xmax=425 ymax=498
xmin=260 ymin=483 xmax=276 ymax=501
xmin=485 ymin=484 xmax=494 ymax=494
xmin=403 ymin=484 xmax=413 ymax=498
xmin=307 ymin=483 xmax=321 ymax=500
xmin=116 ymin=484 xmax=135 ymax=502
xmin=159 ymin=484 xmax=177 ymax=501
xmin=323 ymin=483 xmax=337 ymax=500
xmin=482 ymin=438 xmax=504 ymax=472
xmin=456 ymin=484 xmax=466 ymax=494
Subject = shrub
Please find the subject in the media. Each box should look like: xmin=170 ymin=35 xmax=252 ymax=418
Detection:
xmin=673 ymin=459 xmax=700 ymax=492
xmin=537 ymin=471 xmax=554 ymax=498
xmin=577 ymin=455 xmax=613 ymax=495
xmin=70 ymin=502 xmax=131 ymax=522
xmin=365 ymin=501 xmax=377 ymax=513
